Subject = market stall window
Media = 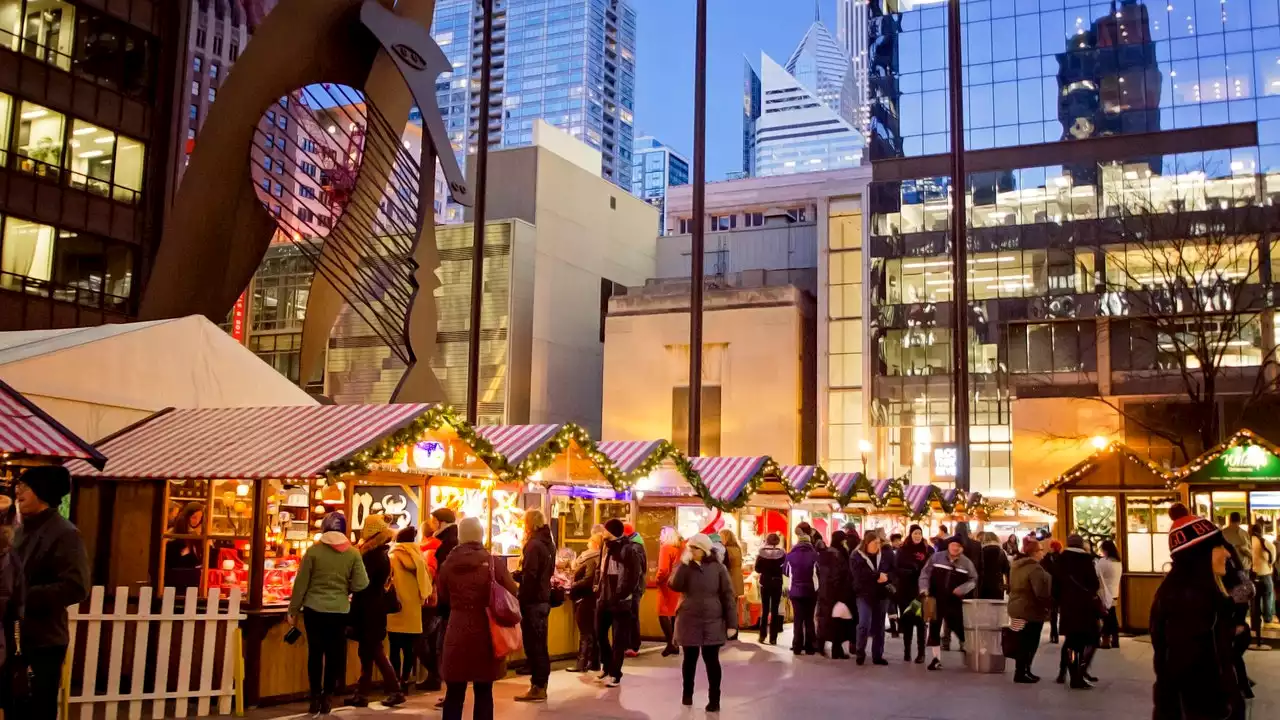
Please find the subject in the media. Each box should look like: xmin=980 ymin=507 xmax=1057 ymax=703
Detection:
xmin=163 ymin=478 xmax=254 ymax=595
xmin=352 ymin=482 xmax=420 ymax=534
xmin=429 ymin=484 xmax=524 ymax=556
xmin=739 ymin=508 xmax=788 ymax=565
xmin=635 ymin=506 xmax=676 ymax=582
xmin=261 ymin=479 xmax=346 ymax=605
xmin=1125 ymin=496 xmax=1176 ymax=573
xmin=1071 ymin=495 xmax=1117 ymax=550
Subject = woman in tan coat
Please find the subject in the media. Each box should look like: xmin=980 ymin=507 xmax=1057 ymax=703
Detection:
xmin=388 ymin=526 xmax=432 ymax=692
xmin=720 ymin=528 xmax=745 ymax=634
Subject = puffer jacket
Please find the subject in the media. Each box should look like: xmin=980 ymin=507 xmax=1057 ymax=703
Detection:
xmin=671 ymin=556 xmax=737 ymax=647
xmin=754 ymin=545 xmax=786 ymax=590
xmin=1008 ymin=556 xmax=1052 ymax=622
xmin=785 ymin=540 xmax=821 ymax=599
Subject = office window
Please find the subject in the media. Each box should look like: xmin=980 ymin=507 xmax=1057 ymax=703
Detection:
xmin=276 ymin=115 xmax=287 ymax=130
xmin=212 ymin=35 xmax=222 ymax=55
xmin=210 ymin=63 xmax=219 ymax=80
xmin=21 ymin=0 xmax=75 ymax=71
xmin=744 ymin=212 xmax=764 ymax=228
xmin=299 ymin=185 xmax=315 ymax=199
xmin=260 ymin=177 xmax=269 ymax=192
xmin=300 ymin=162 xmax=317 ymax=177
xmin=263 ymin=134 xmax=274 ymax=149
xmin=193 ymin=56 xmax=202 ymax=73
xmin=261 ymin=156 xmax=271 ymax=171
xmin=710 ymin=214 xmax=736 ymax=231
xmin=272 ymin=182 xmax=283 ymax=198
xmin=0 ymin=93 xmax=13 ymax=162
xmin=297 ymin=206 xmax=314 ymax=224
xmin=300 ymin=138 xmax=316 ymax=153
xmin=195 ymin=28 xmax=206 ymax=49
xmin=189 ymin=104 xmax=198 ymax=121
xmin=1 ymin=218 xmax=56 ymax=289
xmin=207 ymin=87 xmax=216 ymax=103
xmin=275 ymin=138 xmax=285 ymax=151
xmin=229 ymin=41 xmax=240 ymax=61
xmin=16 ymin=102 xmax=65 ymax=179
xmin=66 ymin=120 xmax=115 ymax=198
xmin=272 ymin=159 xmax=284 ymax=175
xmin=187 ymin=128 xmax=195 ymax=140
xmin=191 ymin=80 xmax=199 ymax=96
xmin=266 ymin=110 xmax=275 ymax=124
xmin=113 ymin=136 xmax=144 ymax=203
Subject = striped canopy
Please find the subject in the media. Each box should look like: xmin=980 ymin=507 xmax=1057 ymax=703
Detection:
xmin=65 ymin=404 xmax=437 ymax=479
xmin=903 ymin=484 xmax=936 ymax=515
xmin=779 ymin=465 xmax=818 ymax=493
xmin=872 ymin=478 xmax=893 ymax=500
xmin=828 ymin=471 xmax=865 ymax=499
xmin=596 ymin=439 xmax=667 ymax=475
xmin=689 ymin=456 xmax=768 ymax=504
xmin=0 ymin=379 xmax=104 ymax=468
xmin=474 ymin=424 xmax=564 ymax=467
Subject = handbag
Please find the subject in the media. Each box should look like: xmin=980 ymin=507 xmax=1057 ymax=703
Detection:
xmin=832 ymin=601 xmax=853 ymax=620
xmin=922 ymin=596 xmax=937 ymax=622
xmin=6 ymin=619 xmax=30 ymax=706
xmin=1000 ymin=627 xmax=1020 ymax=658
xmin=489 ymin=613 xmax=522 ymax=658
xmin=488 ymin=558 xmax=522 ymax=627
xmin=383 ymin=572 xmax=402 ymax=615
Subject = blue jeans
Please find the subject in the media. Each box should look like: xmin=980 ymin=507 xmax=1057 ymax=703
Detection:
xmin=1258 ymin=574 xmax=1276 ymax=623
xmin=856 ymin=597 xmax=887 ymax=660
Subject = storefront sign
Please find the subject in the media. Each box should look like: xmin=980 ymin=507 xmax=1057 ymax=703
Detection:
xmin=1205 ymin=443 xmax=1280 ymax=482
xmin=230 ymin=292 xmax=247 ymax=343
xmin=933 ymin=444 xmax=958 ymax=482
xmin=411 ymin=440 xmax=446 ymax=470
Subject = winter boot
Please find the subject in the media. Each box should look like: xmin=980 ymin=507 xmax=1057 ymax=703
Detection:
xmin=515 ymin=685 xmax=548 ymax=703
xmin=706 ymin=688 xmax=721 ymax=713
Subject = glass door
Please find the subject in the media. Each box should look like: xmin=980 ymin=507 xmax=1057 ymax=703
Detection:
xmin=1249 ymin=491 xmax=1280 ymax=543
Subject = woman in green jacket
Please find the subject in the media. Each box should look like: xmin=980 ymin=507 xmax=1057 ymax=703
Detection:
xmin=287 ymin=512 xmax=370 ymax=714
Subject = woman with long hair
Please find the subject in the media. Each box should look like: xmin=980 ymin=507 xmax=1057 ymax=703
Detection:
xmin=850 ymin=531 xmax=892 ymax=665
xmin=387 ymin=526 xmax=431 ymax=692
xmin=894 ymin=525 xmax=931 ymax=663
xmin=345 ymin=514 xmax=406 ymax=708
xmin=719 ymin=528 xmax=744 ymax=638
xmin=655 ymin=526 xmax=683 ymax=656
xmin=816 ymin=530 xmax=855 ymax=659
xmin=1250 ymin=523 xmax=1276 ymax=625
xmin=164 ymin=502 xmax=205 ymax=588
xmin=568 ymin=532 xmax=603 ymax=672
xmin=1151 ymin=515 xmax=1245 ymax=719
xmin=1096 ymin=540 xmax=1122 ymax=649
xmin=671 ymin=534 xmax=736 ymax=712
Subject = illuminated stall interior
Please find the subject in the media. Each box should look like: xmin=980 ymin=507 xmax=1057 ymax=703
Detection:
xmin=597 ymin=439 xmax=701 ymax=578
xmin=0 ymin=376 xmax=105 ymax=502
xmin=1175 ymin=430 xmax=1280 ymax=545
xmin=1035 ymin=440 xmax=1174 ymax=632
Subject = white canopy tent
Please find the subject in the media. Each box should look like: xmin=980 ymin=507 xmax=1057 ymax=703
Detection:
xmin=0 ymin=315 xmax=317 ymax=442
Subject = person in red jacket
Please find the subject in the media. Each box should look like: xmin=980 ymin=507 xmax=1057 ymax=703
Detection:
xmin=656 ymin=527 xmax=684 ymax=656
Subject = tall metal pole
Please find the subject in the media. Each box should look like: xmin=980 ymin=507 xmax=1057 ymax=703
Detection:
xmin=947 ymin=0 xmax=971 ymax=491
xmin=688 ymin=0 xmax=708 ymax=456
xmin=466 ymin=0 xmax=494 ymax=424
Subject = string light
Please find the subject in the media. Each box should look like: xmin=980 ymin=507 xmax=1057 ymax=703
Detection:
xmin=1034 ymin=440 xmax=1171 ymax=497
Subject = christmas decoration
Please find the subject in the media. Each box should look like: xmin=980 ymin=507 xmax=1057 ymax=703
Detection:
xmin=1167 ymin=428 xmax=1280 ymax=487
xmin=1034 ymin=440 xmax=1171 ymax=497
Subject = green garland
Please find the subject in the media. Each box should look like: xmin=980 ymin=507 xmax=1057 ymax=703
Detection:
xmin=324 ymin=405 xmax=510 ymax=478
xmin=682 ymin=456 xmax=783 ymax=513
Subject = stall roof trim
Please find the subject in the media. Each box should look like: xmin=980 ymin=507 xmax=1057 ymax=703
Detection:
xmin=596 ymin=439 xmax=671 ymax=476
xmin=0 ymin=378 xmax=104 ymax=468
xmin=1034 ymin=440 xmax=1171 ymax=496
xmin=1169 ymin=429 xmax=1280 ymax=486
xmin=828 ymin=471 xmax=866 ymax=499
xmin=66 ymin=404 xmax=440 ymax=479
xmin=475 ymin=424 xmax=564 ymax=467
xmin=779 ymin=465 xmax=820 ymax=493
xmin=688 ymin=456 xmax=774 ymax=505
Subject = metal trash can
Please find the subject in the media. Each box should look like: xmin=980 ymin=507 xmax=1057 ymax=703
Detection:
xmin=962 ymin=599 xmax=1008 ymax=673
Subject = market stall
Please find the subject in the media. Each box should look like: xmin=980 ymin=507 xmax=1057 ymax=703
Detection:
xmin=1172 ymin=430 xmax=1280 ymax=543
xmin=0 ymin=376 xmax=106 ymax=503
xmin=66 ymin=403 xmax=502 ymax=704
xmin=975 ymin=498 xmax=1057 ymax=539
xmin=779 ymin=465 xmax=839 ymax=542
xmin=1034 ymin=440 xmax=1174 ymax=631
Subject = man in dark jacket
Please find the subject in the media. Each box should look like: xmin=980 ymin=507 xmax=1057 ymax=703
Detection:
xmin=785 ymin=528 xmax=821 ymax=655
xmin=919 ymin=537 xmax=978 ymax=671
xmin=514 ymin=511 xmax=555 ymax=702
xmin=420 ymin=507 xmax=459 ymax=693
xmin=595 ymin=518 xmax=644 ymax=686
xmin=14 ymin=466 xmax=89 ymax=720
xmin=754 ymin=534 xmax=786 ymax=644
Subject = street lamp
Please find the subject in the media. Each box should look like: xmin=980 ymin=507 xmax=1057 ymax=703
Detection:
xmin=1091 ymin=435 xmax=1109 ymax=451
xmin=858 ymin=439 xmax=873 ymax=471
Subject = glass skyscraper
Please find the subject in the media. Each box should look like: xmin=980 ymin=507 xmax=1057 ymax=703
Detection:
xmin=866 ymin=0 xmax=1280 ymax=495
xmin=631 ymin=136 xmax=690 ymax=234
xmin=432 ymin=0 xmax=637 ymax=203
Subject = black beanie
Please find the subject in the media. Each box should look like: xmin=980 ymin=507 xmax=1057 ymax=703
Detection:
xmin=20 ymin=465 xmax=71 ymax=506
xmin=430 ymin=507 xmax=456 ymax=524
xmin=604 ymin=518 xmax=625 ymax=537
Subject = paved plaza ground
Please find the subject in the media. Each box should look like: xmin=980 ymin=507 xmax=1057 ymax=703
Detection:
xmin=247 ymin=632 xmax=1280 ymax=720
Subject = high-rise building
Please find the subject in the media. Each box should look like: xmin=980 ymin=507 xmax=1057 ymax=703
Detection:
xmin=750 ymin=48 xmax=864 ymax=177
xmin=836 ymin=0 xmax=870 ymax=133
xmin=742 ymin=59 xmax=761 ymax=177
xmin=431 ymin=0 xmax=637 ymax=209
xmin=630 ymin=135 xmax=688 ymax=234
xmin=0 ymin=0 xmax=187 ymax=331
xmin=866 ymin=0 xmax=1280 ymax=499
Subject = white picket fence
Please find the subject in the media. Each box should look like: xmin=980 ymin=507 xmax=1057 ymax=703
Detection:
xmin=64 ymin=586 xmax=246 ymax=719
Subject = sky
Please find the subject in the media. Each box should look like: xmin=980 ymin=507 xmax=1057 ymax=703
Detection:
xmin=632 ymin=0 xmax=840 ymax=180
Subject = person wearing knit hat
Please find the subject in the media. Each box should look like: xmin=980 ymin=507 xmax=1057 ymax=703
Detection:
xmin=14 ymin=464 xmax=90 ymax=720
xmin=1008 ymin=536 xmax=1052 ymax=683
xmin=344 ymin=514 xmax=405 ymax=708
xmin=1041 ymin=539 xmax=1064 ymax=644
xmin=670 ymin=532 xmax=737 ymax=712
xmin=1055 ymin=535 xmax=1101 ymax=688
xmin=620 ymin=522 xmax=648 ymax=657
xmin=596 ymin=515 xmax=645 ymax=687
xmin=1151 ymin=513 xmax=1243 ymax=719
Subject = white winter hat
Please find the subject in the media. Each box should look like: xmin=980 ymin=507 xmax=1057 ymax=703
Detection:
xmin=688 ymin=533 xmax=714 ymax=554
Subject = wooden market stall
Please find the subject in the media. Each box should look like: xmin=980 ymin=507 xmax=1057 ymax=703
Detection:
xmin=0 ymin=375 xmax=106 ymax=499
xmin=1034 ymin=440 xmax=1175 ymax=631
xmin=1171 ymin=429 xmax=1280 ymax=543
xmin=65 ymin=403 xmax=508 ymax=705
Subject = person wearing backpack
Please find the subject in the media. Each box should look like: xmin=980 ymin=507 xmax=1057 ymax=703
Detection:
xmin=439 ymin=517 xmax=517 ymax=720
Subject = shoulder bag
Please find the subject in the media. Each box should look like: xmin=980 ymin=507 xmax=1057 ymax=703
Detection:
xmin=488 ymin=557 xmax=523 ymax=658
xmin=6 ymin=619 xmax=30 ymax=707
xmin=383 ymin=572 xmax=402 ymax=615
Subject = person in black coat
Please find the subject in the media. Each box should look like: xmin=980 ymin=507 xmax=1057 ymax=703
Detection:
xmin=1041 ymin=539 xmax=1063 ymax=643
xmin=753 ymin=533 xmax=787 ymax=644
xmin=595 ymin=519 xmax=645 ymax=686
xmin=894 ymin=525 xmax=931 ymax=664
xmin=1151 ymin=515 xmax=1245 ymax=720
xmin=850 ymin=532 xmax=893 ymax=665
xmin=978 ymin=532 xmax=1010 ymax=600
xmin=513 ymin=511 xmax=555 ymax=702
xmin=816 ymin=530 xmax=855 ymax=659
xmin=346 ymin=516 xmax=405 ymax=708
xmin=1055 ymin=534 xmax=1100 ymax=689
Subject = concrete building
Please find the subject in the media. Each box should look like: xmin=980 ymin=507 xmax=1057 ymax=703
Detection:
xmin=602 ymin=277 xmax=816 ymax=463
xmin=325 ymin=121 xmax=657 ymax=434
xmin=431 ymin=0 xmax=637 ymax=199
xmin=630 ymin=135 xmax=689 ymax=235
xmin=0 ymin=0 xmax=187 ymax=331
xmin=644 ymin=166 xmax=872 ymax=472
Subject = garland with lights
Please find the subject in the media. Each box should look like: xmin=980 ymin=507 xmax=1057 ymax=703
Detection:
xmin=1034 ymin=440 xmax=1171 ymax=497
xmin=593 ymin=439 xmax=692 ymax=492
xmin=1166 ymin=428 xmax=1280 ymax=488
xmin=324 ymin=405 xmax=514 ymax=479
xmin=773 ymin=465 xmax=832 ymax=504
xmin=682 ymin=456 xmax=784 ymax=513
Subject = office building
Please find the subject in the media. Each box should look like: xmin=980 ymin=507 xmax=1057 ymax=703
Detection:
xmin=745 ymin=19 xmax=865 ymax=178
xmin=836 ymin=0 xmax=870 ymax=133
xmin=431 ymin=0 xmax=637 ymax=205
xmin=657 ymin=166 xmax=872 ymax=473
xmin=742 ymin=60 xmax=761 ymax=176
xmin=0 ymin=0 xmax=186 ymax=330
xmin=866 ymin=0 xmax=1280 ymax=498
xmin=630 ymin=135 xmax=689 ymax=234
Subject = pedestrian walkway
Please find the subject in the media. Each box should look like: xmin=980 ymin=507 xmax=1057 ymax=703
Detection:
xmin=246 ymin=635 xmax=1279 ymax=720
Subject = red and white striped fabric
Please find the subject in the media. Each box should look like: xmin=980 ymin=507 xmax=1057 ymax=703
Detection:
xmin=65 ymin=404 xmax=436 ymax=479
xmin=903 ymin=484 xmax=935 ymax=515
xmin=0 ymin=379 xmax=103 ymax=466
xmin=596 ymin=440 xmax=665 ymax=475
xmin=828 ymin=471 xmax=865 ymax=498
xmin=475 ymin=424 xmax=563 ymax=467
xmin=779 ymin=465 xmax=817 ymax=492
xmin=688 ymin=456 xmax=767 ymax=503
xmin=872 ymin=478 xmax=893 ymax=500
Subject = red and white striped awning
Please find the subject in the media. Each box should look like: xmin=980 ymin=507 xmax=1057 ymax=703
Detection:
xmin=475 ymin=424 xmax=564 ymax=467
xmin=872 ymin=478 xmax=893 ymax=500
xmin=65 ymin=404 xmax=437 ymax=479
xmin=828 ymin=471 xmax=865 ymax=498
xmin=596 ymin=439 xmax=667 ymax=476
xmin=779 ymin=465 xmax=818 ymax=492
xmin=689 ymin=456 xmax=768 ymax=504
xmin=903 ymin=484 xmax=936 ymax=515
xmin=0 ymin=379 xmax=104 ymax=468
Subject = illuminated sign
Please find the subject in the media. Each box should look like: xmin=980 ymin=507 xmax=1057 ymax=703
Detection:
xmin=1201 ymin=442 xmax=1280 ymax=483
xmin=411 ymin=440 xmax=446 ymax=470
xmin=933 ymin=444 xmax=958 ymax=481
xmin=1225 ymin=445 xmax=1269 ymax=472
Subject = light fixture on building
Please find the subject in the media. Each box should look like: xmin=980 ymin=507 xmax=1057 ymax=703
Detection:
xmin=1091 ymin=435 xmax=1109 ymax=450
